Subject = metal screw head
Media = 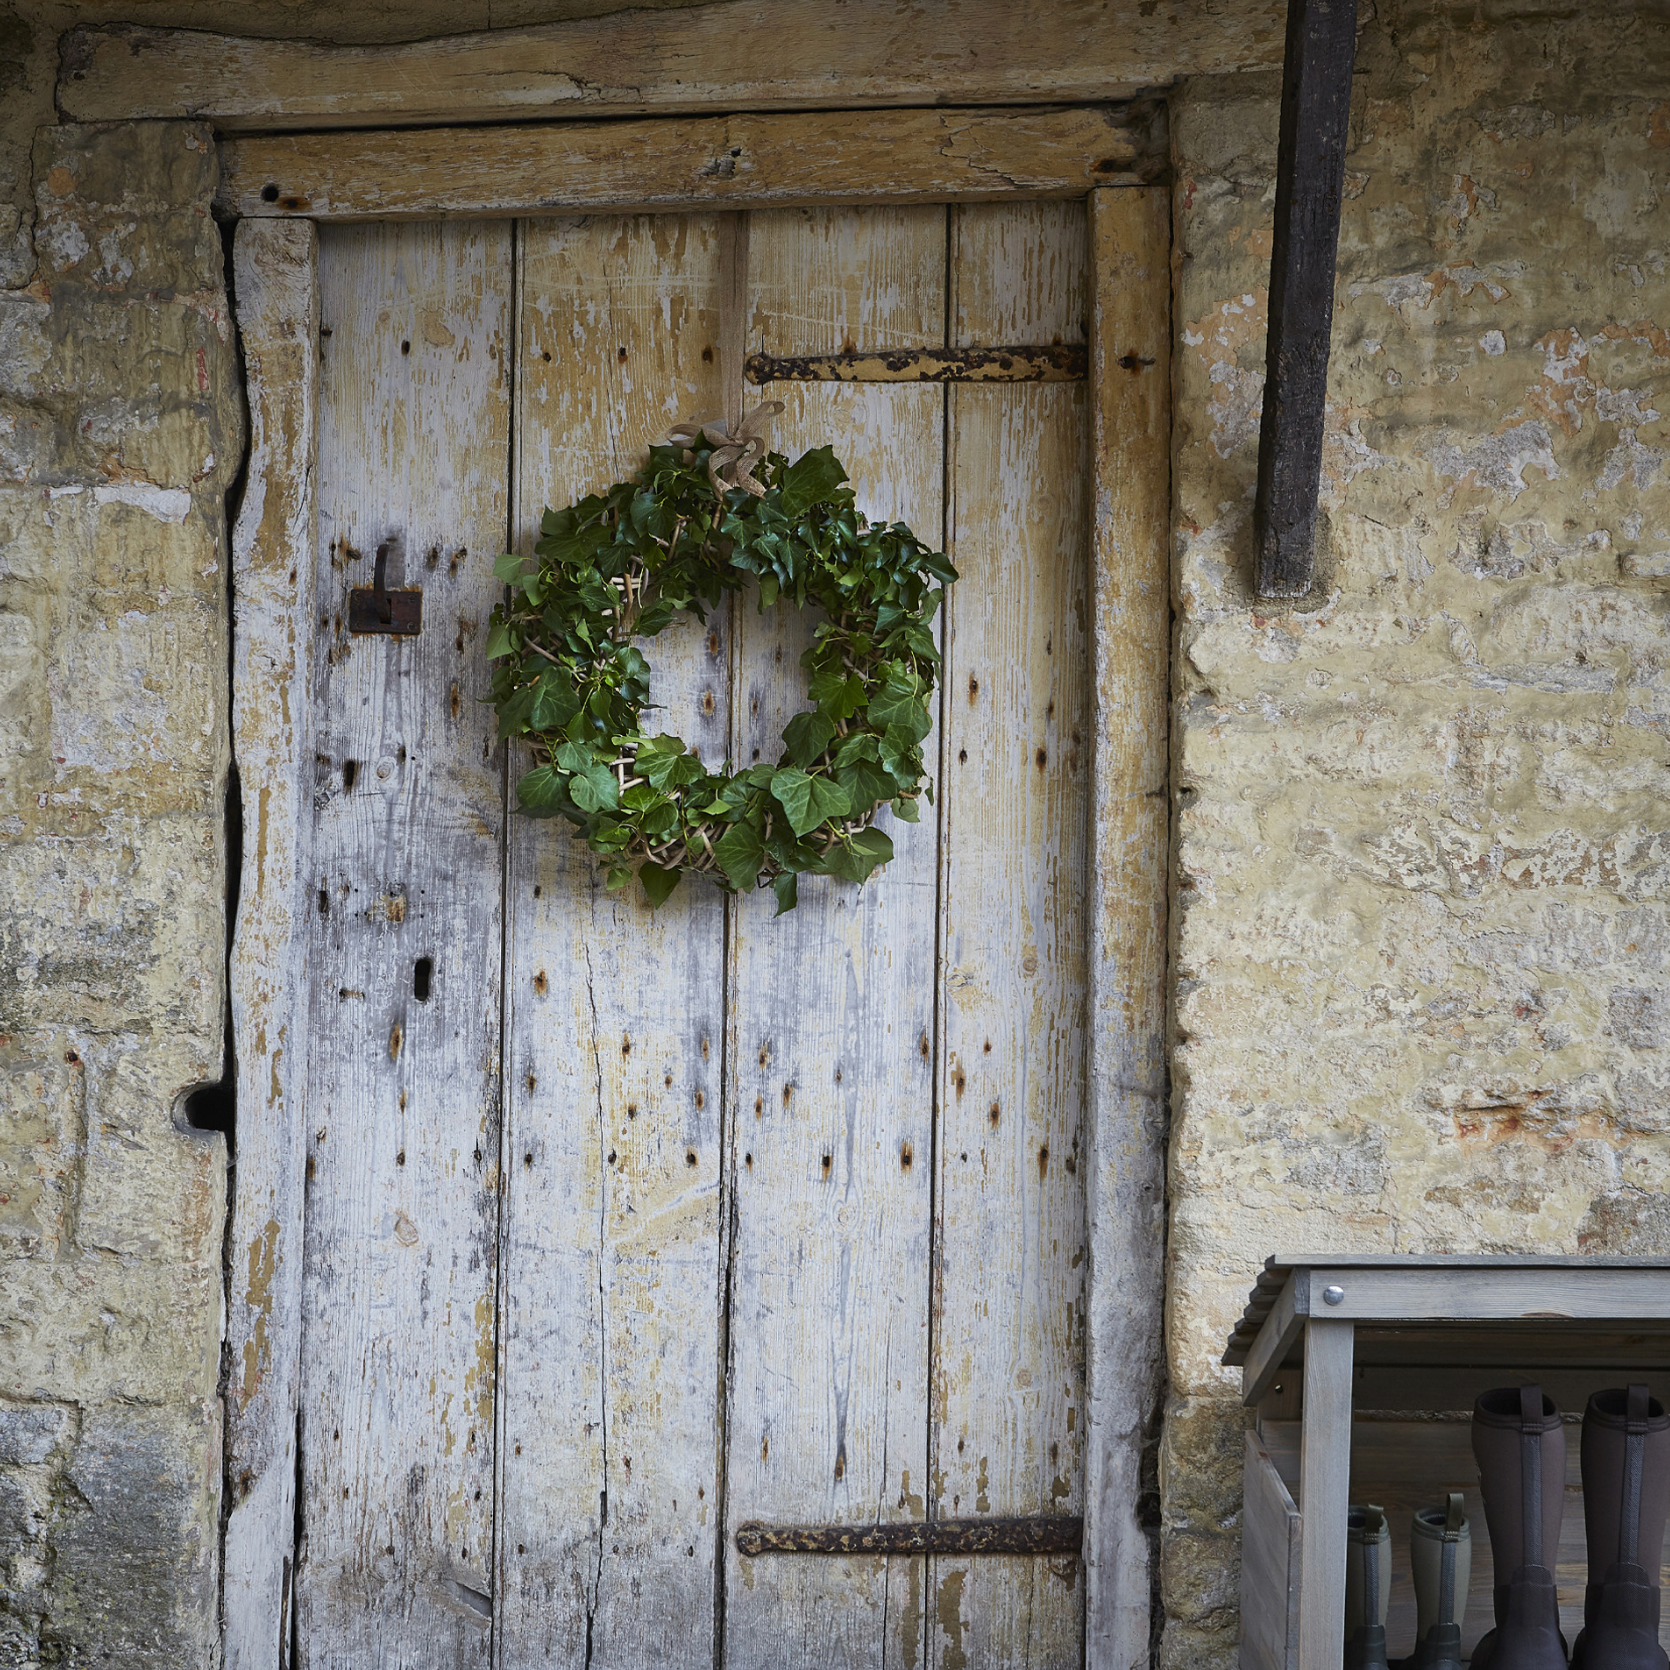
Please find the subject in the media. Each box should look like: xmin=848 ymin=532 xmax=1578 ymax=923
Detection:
xmin=1323 ymin=1284 xmax=1345 ymax=1306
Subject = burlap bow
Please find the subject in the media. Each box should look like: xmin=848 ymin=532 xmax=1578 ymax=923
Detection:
xmin=668 ymin=399 xmax=785 ymax=498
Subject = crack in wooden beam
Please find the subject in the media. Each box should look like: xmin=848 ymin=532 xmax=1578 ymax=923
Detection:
xmin=1253 ymin=0 xmax=1359 ymax=598
xmin=746 ymin=345 xmax=1087 ymax=384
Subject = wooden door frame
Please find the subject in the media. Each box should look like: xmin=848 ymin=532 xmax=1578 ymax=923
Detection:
xmin=226 ymin=114 xmax=1170 ymax=1670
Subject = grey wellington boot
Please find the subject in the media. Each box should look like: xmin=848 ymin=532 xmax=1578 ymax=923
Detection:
xmin=1470 ymin=1384 xmax=1569 ymax=1670
xmin=1571 ymin=1385 xmax=1670 ymax=1670
xmin=1346 ymin=1503 xmax=1393 ymax=1670
xmin=1476 ymin=1382 xmax=1563 ymax=1670
xmin=1394 ymin=1493 xmax=1471 ymax=1670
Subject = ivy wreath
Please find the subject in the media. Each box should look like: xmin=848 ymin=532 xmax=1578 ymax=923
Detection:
xmin=486 ymin=403 xmax=958 ymax=914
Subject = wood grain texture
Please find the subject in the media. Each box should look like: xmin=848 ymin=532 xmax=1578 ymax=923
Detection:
xmin=720 ymin=205 xmax=947 ymax=1670
xmin=225 ymin=216 xmax=319 ymax=1670
xmin=297 ymin=221 xmax=511 ymax=1670
xmin=1253 ymin=0 xmax=1360 ymax=598
xmin=1295 ymin=1319 xmax=1355 ymax=1670
xmin=61 ymin=2 xmax=1281 ymax=130
xmin=497 ymin=212 xmax=731 ymax=1670
xmin=1240 ymin=1432 xmax=1300 ymax=1670
xmin=215 ymin=106 xmax=1162 ymax=225
xmin=1083 ymin=185 xmax=1171 ymax=1670
xmin=1305 ymin=1265 xmax=1670 ymax=1322
xmin=930 ymin=200 xmax=1091 ymax=1670
xmin=1243 ymin=1276 xmax=1308 ymax=1406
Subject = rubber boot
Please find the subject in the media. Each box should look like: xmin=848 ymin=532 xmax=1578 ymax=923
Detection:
xmin=1392 ymin=1493 xmax=1472 ymax=1670
xmin=1346 ymin=1503 xmax=1393 ymax=1670
xmin=1571 ymin=1385 xmax=1669 ymax=1670
xmin=1470 ymin=1384 xmax=1570 ymax=1670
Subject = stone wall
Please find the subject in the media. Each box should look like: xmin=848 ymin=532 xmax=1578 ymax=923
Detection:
xmin=0 ymin=119 xmax=238 ymax=1667
xmin=1164 ymin=4 xmax=1670 ymax=1664
xmin=2 ymin=0 xmax=1668 ymax=1665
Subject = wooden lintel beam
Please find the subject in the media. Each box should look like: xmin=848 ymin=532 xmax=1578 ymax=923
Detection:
xmin=1252 ymin=0 xmax=1358 ymax=598
xmin=215 ymin=105 xmax=1165 ymax=223
xmin=59 ymin=3 xmax=1287 ymax=132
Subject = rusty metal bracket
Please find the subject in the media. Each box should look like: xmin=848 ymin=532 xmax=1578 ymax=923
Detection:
xmin=746 ymin=344 xmax=1087 ymax=385
xmin=735 ymin=1515 xmax=1083 ymax=1557
xmin=348 ymin=541 xmax=422 ymax=635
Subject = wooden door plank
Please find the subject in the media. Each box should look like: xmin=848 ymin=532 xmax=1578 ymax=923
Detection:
xmin=496 ymin=213 xmax=731 ymax=1670
xmin=720 ymin=205 xmax=947 ymax=1670
xmin=297 ymin=222 xmax=511 ymax=1670
xmin=60 ymin=3 xmax=1282 ymax=130
xmin=931 ymin=201 xmax=1091 ymax=1670
xmin=224 ymin=217 xmax=319 ymax=1670
xmin=1083 ymin=184 xmax=1170 ymax=1670
xmin=216 ymin=106 xmax=1164 ymax=225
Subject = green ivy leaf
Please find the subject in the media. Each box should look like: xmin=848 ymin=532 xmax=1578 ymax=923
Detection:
xmin=879 ymin=725 xmax=922 ymax=788
xmin=769 ymin=768 xmax=852 ymax=837
xmin=714 ymin=820 xmax=766 ymax=892
xmin=620 ymin=782 xmax=664 ymax=813
xmin=772 ymin=871 xmax=799 ymax=915
xmin=824 ymin=826 xmax=894 ymax=884
xmin=639 ymin=862 xmax=682 ymax=909
xmin=640 ymin=801 xmax=678 ymax=838
xmin=868 ymin=678 xmax=932 ymax=742
xmin=493 ymin=551 xmax=527 ymax=584
xmin=809 ymin=668 xmax=867 ymax=720
xmin=892 ymin=794 xmax=921 ymax=823
xmin=497 ymin=681 xmax=539 ymax=739
xmin=531 ymin=669 xmax=581 ymax=731
xmin=836 ymin=759 xmax=893 ymax=811
xmin=782 ymin=710 xmax=837 ymax=768
xmin=778 ymin=446 xmax=849 ymax=519
xmin=516 ymin=764 xmax=567 ymax=813
xmin=485 ymin=620 xmax=515 ymax=659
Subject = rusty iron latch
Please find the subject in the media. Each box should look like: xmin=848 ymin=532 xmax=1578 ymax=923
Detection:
xmin=736 ymin=1515 xmax=1082 ymax=1557
xmin=349 ymin=541 xmax=422 ymax=636
xmin=746 ymin=344 xmax=1087 ymax=385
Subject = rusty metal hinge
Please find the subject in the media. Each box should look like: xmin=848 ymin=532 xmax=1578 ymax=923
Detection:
xmin=736 ymin=1515 xmax=1083 ymax=1557
xmin=746 ymin=344 xmax=1087 ymax=385
xmin=348 ymin=541 xmax=422 ymax=636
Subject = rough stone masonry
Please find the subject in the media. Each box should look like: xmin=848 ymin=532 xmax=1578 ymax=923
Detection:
xmin=1164 ymin=6 xmax=1670 ymax=1666
xmin=0 ymin=116 xmax=239 ymax=1667
xmin=0 ymin=1 xmax=1668 ymax=1667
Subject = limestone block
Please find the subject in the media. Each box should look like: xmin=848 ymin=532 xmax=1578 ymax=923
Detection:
xmin=0 ymin=1403 xmax=70 ymax=1466
xmin=0 ymin=1052 xmax=83 ymax=1256
xmin=0 ymin=286 xmax=50 ymax=397
xmin=0 ymin=817 xmax=223 ymax=1036
xmin=32 ymin=123 xmax=221 ymax=298
xmin=44 ymin=1400 xmax=220 ymax=1670
xmin=47 ymin=596 xmax=223 ymax=782
xmin=0 ymin=1250 xmax=223 ymax=1406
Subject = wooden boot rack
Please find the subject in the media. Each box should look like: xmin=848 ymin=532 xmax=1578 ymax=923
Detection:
xmin=1224 ymin=1255 xmax=1670 ymax=1670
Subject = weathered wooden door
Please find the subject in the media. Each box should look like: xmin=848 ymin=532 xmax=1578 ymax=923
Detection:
xmin=296 ymin=202 xmax=1095 ymax=1670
